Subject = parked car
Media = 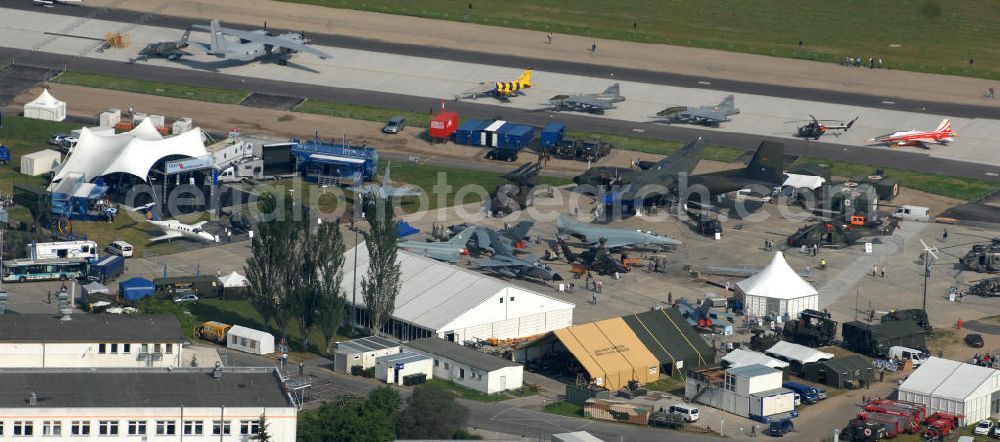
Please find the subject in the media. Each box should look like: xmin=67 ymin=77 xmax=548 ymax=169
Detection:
xmin=48 ymin=133 xmax=71 ymax=145
xmin=58 ymin=136 xmax=79 ymax=153
xmin=992 ymin=424 xmax=1000 ymax=438
xmin=106 ymin=240 xmax=134 ymax=258
xmin=382 ymin=116 xmax=407 ymax=134
xmin=974 ymin=419 xmax=994 ymax=436
xmin=174 ymin=294 xmax=199 ymax=303
xmin=668 ymin=403 xmax=699 ymax=422
xmin=966 ymin=333 xmax=985 ymax=348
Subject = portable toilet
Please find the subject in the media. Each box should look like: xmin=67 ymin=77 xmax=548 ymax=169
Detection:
xmin=484 ymin=120 xmax=507 ymax=147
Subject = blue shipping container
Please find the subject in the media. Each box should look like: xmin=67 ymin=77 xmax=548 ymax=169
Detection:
xmin=90 ymin=254 xmax=125 ymax=284
xmin=540 ymin=122 xmax=566 ymax=148
xmin=497 ymin=124 xmax=535 ymax=150
xmin=455 ymin=120 xmax=489 ymax=146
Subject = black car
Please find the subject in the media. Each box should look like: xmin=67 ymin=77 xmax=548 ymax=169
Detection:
xmin=965 ymin=333 xmax=985 ymax=348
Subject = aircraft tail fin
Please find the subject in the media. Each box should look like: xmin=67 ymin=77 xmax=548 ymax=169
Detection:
xmin=208 ymin=19 xmax=224 ymax=54
xmin=719 ymin=95 xmax=735 ymax=111
xmin=506 ymin=221 xmax=534 ymax=240
xmin=179 ymin=29 xmax=191 ymax=47
xmin=743 ymin=141 xmax=785 ymax=184
xmin=133 ymin=202 xmax=161 ymax=221
xmin=490 ymin=229 xmax=515 ymax=257
xmin=603 ymin=83 xmax=620 ymax=97
xmin=449 ymin=226 xmax=477 ymax=245
xmin=936 ymin=119 xmax=953 ymax=134
xmin=516 ymin=69 xmax=533 ymax=88
xmin=846 ymin=117 xmax=858 ymax=131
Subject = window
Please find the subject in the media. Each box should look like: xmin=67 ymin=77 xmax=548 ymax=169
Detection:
xmin=250 ymin=340 xmax=257 ymax=349
xmin=71 ymin=421 xmax=90 ymax=436
xmin=444 ymin=362 xmax=450 ymax=370
xmin=155 ymin=420 xmax=175 ymax=436
xmin=211 ymin=421 xmax=231 ymax=435
xmin=240 ymin=338 xmax=247 ymax=347
xmin=510 ymin=296 xmax=514 ymax=301
xmin=98 ymin=343 xmax=107 ymax=354
xmin=13 ymin=421 xmax=33 ymax=436
xmin=165 ymin=343 xmax=173 ymax=354
xmin=183 ymin=421 xmax=203 ymax=435
xmin=724 ymin=373 xmax=736 ymax=392
xmin=42 ymin=421 xmax=61 ymax=436
xmin=231 ymin=335 xmax=238 ymax=345
xmin=459 ymin=368 xmax=465 ymax=379
xmin=434 ymin=359 xmax=439 ymax=367
xmin=499 ymin=297 xmax=504 ymax=303
xmin=0 ymin=421 xmax=4 ymax=435
xmin=141 ymin=343 xmax=149 ymax=353
xmin=240 ymin=420 xmax=261 ymax=436
xmin=127 ymin=421 xmax=146 ymax=435
xmin=110 ymin=343 xmax=118 ymax=354
xmin=98 ymin=421 xmax=118 ymax=435
xmin=123 ymin=343 xmax=131 ymax=353
xmin=153 ymin=343 xmax=161 ymax=353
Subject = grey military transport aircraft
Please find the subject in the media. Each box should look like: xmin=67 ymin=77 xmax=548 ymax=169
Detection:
xmin=548 ymin=83 xmax=625 ymax=113
xmin=652 ymin=95 xmax=739 ymax=126
xmin=191 ymin=19 xmax=331 ymax=66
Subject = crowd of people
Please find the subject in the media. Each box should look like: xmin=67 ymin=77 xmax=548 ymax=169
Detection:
xmin=843 ymin=55 xmax=884 ymax=69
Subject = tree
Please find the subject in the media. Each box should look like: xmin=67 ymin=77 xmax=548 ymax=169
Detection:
xmin=309 ymin=221 xmax=347 ymax=354
xmin=245 ymin=193 xmax=303 ymax=339
xmin=297 ymin=388 xmax=399 ymax=442
xmin=360 ymin=201 xmax=400 ymax=335
xmin=251 ymin=413 xmax=272 ymax=442
xmin=395 ymin=384 xmax=470 ymax=439
xmin=136 ymin=298 xmax=195 ymax=339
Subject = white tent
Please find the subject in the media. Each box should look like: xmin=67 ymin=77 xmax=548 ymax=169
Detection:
xmin=764 ymin=341 xmax=833 ymax=365
xmin=52 ymin=119 xmax=208 ymax=183
xmin=226 ymin=325 xmax=275 ymax=355
xmin=20 ymin=149 xmax=61 ymax=176
xmin=898 ymin=357 xmax=1000 ymax=425
xmin=722 ymin=348 xmax=790 ymax=369
xmin=23 ymin=88 xmax=66 ymax=122
xmin=782 ymin=173 xmax=826 ymax=190
xmin=736 ymin=252 xmax=818 ymax=319
xmin=218 ymin=271 xmax=248 ymax=288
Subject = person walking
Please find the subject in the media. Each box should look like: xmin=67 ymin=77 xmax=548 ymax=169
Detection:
xmin=596 ymin=279 xmax=603 ymax=293
xmin=591 ymin=41 xmax=597 ymax=52
xmin=751 ymin=424 xmax=757 ymax=438
xmin=880 ymin=265 xmax=885 ymax=278
xmin=591 ymin=291 xmax=598 ymax=305
xmin=872 ymin=264 xmax=878 ymax=277
xmin=943 ymin=228 xmax=949 ymax=243
xmin=546 ymin=33 xmax=552 ymax=44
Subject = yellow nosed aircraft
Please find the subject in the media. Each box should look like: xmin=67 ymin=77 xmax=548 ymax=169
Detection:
xmin=457 ymin=69 xmax=532 ymax=101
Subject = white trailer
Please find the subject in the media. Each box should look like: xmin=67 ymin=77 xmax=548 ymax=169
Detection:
xmin=27 ymin=240 xmax=99 ymax=262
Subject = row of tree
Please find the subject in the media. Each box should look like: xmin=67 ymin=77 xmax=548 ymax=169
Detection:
xmin=297 ymin=385 xmax=475 ymax=441
xmin=243 ymin=195 xmax=402 ymax=352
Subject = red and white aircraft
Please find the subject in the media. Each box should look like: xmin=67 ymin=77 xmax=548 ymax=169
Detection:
xmin=869 ymin=119 xmax=956 ymax=148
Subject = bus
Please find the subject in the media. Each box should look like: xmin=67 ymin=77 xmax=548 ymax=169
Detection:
xmin=26 ymin=241 xmax=99 ymax=262
xmin=3 ymin=258 xmax=90 ymax=283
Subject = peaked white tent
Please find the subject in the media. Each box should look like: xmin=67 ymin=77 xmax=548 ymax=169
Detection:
xmin=52 ymin=119 xmax=208 ymax=183
xmin=736 ymin=252 xmax=818 ymax=319
xmin=23 ymin=88 xmax=66 ymax=121
xmin=218 ymin=271 xmax=248 ymax=288
xmin=765 ymin=341 xmax=833 ymax=365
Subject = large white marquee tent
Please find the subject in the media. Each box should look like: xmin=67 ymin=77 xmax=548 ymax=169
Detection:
xmin=23 ymin=88 xmax=66 ymax=122
xmin=736 ymin=252 xmax=819 ymax=320
xmin=898 ymin=357 xmax=1000 ymax=425
xmin=52 ymin=119 xmax=208 ymax=183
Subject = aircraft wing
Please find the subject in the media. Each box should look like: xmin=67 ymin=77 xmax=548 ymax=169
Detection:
xmin=383 ymin=186 xmax=422 ymax=198
xmin=478 ymin=257 xmax=520 ymax=268
xmin=192 ymin=24 xmax=331 ymax=59
xmin=687 ymin=108 xmax=728 ymax=122
xmin=150 ymin=231 xmax=184 ymax=242
xmin=400 ymin=246 xmax=459 ymax=263
xmin=600 ymin=238 xmax=633 ymax=249
xmin=193 ymin=221 xmax=208 ymax=228
xmin=909 ymin=138 xmax=937 ymax=145
xmin=457 ymin=83 xmax=496 ymax=99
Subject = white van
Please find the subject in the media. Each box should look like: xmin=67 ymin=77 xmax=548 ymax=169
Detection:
xmin=668 ymin=403 xmax=700 ymax=422
xmin=106 ymin=241 xmax=134 ymax=258
xmin=888 ymin=346 xmax=927 ymax=367
xmin=891 ymin=205 xmax=930 ymax=222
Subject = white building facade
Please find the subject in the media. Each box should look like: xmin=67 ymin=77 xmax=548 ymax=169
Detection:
xmin=686 ymin=364 xmax=796 ymax=420
xmin=898 ymin=357 xmax=1000 ymax=425
xmin=0 ymin=314 xmax=186 ymax=368
xmin=0 ymin=367 xmax=297 ymax=441
xmin=406 ymin=337 xmax=524 ymax=394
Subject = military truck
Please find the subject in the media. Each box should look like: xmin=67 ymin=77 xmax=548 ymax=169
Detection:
xmin=553 ymin=138 xmax=612 ymax=162
xmin=842 ymin=320 xmax=927 ymax=358
xmin=970 ymin=276 xmax=1000 ymax=297
xmin=749 ymin=328 xmax=783 ymax=352
xmin=880 ymin=309 xmax=932 ymax=333
xmin=841 ymin=418 xmax=887 ymax=441
xmin=783 ymin=309 xmax=837 ymax=347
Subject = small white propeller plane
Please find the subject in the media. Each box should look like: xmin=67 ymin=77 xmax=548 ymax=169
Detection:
xmin=134 ymin=203 xmax=216 ymax=243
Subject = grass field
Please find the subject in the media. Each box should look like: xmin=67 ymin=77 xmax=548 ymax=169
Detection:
xmin=53 ymin=71 xmax=250 ymax=104
xmin=295 ymin=99 xmax=431 ymax=128
xmin=791 ymin=157 xmax=1000 ymax=201
xmin=290 ymin=0 xmax=1000 ymax=80
xmin=187 ymin=298 xmax=351 ymax=353
xmin=542 ymin=400 xmax=583 ymax=418
xmin=423 ymin=379 xmax=537 ymax=402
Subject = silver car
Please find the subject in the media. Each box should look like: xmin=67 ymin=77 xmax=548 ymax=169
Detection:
xmin=382 ymin=116 xmax=407 ymax=134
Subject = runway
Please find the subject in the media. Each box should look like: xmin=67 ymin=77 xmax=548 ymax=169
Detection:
xmin=1 ymin=7 xmax=999 ymax=182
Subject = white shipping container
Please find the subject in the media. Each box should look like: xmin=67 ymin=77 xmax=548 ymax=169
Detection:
xmin=99 ymin=109 xmax=121 ymax=127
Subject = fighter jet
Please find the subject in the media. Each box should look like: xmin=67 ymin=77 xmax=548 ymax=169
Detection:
xmin=134 ymin=203 xmax=215 ymax=243
xmin=361 ymin=162 xmax=422 ymax=199
xmin=557 ymin=215 xmax=681 ymax=249
xmin=547 ymin=83 xmax=625 ymax=114
xmin=477 ymin=229 xmax=561 ymax=281
xmin=399 ymin=226 xmax=476 ymax=263
xmin=652 ymin=95 xmax=739 ymax=126
xmin=133 ymin=29 xmax=192 ymax=62
xmin=456 ymin=69 xmax=533 ymax=101
xmin=868 ymin=119 xmax=955 ymax=148
xmin=191 ymin=19 xmax=331 ymax=66
xmin=472 ymin=222 xmax=534 ymax=254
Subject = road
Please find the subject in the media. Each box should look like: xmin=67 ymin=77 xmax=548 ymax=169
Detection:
xmin=2 ymin=47 xmax=998 ymax=183
xmin=8 ymin=1 xmax=1000 ymax=120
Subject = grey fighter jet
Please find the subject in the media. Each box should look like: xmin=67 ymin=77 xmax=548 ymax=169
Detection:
xmin=478 ymin=229 xmax=562 ymax=281
xmin=548 ymin=83 xmax=625 ymax=113
xmin=362 ymin=162 xmax=422 ymax=199
xmin=399 ymin=226 xmax=476 ymax=263
xmin=652 ymin=95 xmax=739 ymax=126
xmin=557 ymin=215 xmax=681 ymax=249
xmin=134 ymin=29 xmax=192 ymax=62
xmin=191 ymin=19 xmax=331 ymax=66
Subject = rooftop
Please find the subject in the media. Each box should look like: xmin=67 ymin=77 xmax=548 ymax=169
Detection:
xmin=899 ymin=357 xmax=1000 ymax=401
xmin=727 ymin=364 xmax=780 ymax=378
xmin=0 ymin=314 xmax=184 ymax=343
xmin=337 ymin=336 xmax=401 ymax=354
xmin=377 ymin=352 xmax=431 ymax=365
xmin=406 ymin=337 xmax=519 ymax=372
xmin=0 ymin=367 xmax=291 ymax=408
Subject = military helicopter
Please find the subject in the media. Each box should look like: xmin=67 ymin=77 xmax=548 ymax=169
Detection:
xmin=787 ymin=115 xmax=858 ymax=140
xmin=960 ymin=238 xmax=1000 ymax=273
